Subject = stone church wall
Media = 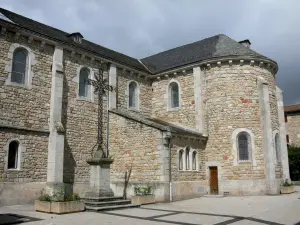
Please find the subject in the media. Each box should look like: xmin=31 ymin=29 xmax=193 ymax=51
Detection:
xmin=170 ymin=138 xmax=207 ymax=200
xmin=62 ymin=51 xmax=102 ymax=184
xmin=0 ymin=32 xmax=53 ymax=205
xmin=0 ymin=31 xmax=53 ymax=130
xmin=108 ymin=112 xmax=168 ymax=201
xmin=116 ymin=69 xmax=152 ymax=117
xmin=286 ymin=113 xmax=300 ymax=146
xmin=151 ymin=72 xmax=196 ymax=129
xmin=201 ymin=63 xmax=268 ymax=195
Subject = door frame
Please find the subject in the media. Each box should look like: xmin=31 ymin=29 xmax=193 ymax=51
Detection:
xmin=209 ymin=166 xmax=219 ymax=194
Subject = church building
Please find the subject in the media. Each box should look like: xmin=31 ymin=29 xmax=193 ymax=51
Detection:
xmin=0 ymin=8 xmax=290 ymax=206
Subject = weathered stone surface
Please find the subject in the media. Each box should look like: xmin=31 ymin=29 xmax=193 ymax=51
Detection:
xmin=286 ymin=113 xmax=300 ymax=146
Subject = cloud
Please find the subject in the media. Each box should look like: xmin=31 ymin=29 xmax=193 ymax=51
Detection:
xmin=1 ymin=0 xmax=299 ymax=105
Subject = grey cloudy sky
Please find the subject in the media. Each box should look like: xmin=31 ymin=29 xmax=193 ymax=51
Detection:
xmin=1 ymin=0 xmax=299 ymax=105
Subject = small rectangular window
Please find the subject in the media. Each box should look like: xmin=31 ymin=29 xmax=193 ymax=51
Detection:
xmin=286 ymin=135 xmax=289 ymax=144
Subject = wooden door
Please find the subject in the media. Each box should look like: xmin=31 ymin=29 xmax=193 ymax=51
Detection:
xmin=209 ymin=166 xmax=218 ymax=194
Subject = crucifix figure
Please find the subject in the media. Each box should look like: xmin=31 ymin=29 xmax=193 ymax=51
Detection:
xmin=88 ymin=63 xmax=114 ymax=159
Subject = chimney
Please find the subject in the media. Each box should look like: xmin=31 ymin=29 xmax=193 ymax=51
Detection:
xmin=238 ymin=39 xmax=251 ymax=48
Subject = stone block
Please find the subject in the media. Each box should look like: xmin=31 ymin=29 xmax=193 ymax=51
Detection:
xmin=35 ymin=200 xmax=85 ymax=214
xmin=280 ymin=186 xmax=295 ymax=194
xmin=131 ymin=195 xmax=155 ymax=205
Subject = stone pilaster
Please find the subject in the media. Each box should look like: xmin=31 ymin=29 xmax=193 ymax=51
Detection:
xmin=193 ymin=67 xmax=204 ymax=134
xmin=276 ymin=87 xmax=291 ymax=182
xmin=258 ymin=77 xmax=277 ymax=194
xmin=109 ymin=64 xmax=117 ymax=109
xmin=46 ymin=45 xmax=65 ymax=195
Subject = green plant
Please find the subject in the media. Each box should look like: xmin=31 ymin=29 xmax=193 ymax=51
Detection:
xmin=38 ymin=193 xmax=52 ymax=202
xmin=282 ymin=179 xmax=293 ymax=187
xmin=38 ymin=188 xmax=81 ymax=202
xmin=288 ymin=145 xmax=300 ymax=181
xmin=134 ymin=184 xmax=153 ymax=196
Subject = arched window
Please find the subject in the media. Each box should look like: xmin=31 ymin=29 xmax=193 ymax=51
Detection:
xmin=8 ymin=141 xmax=19 ymax=169
xmin=275 ymin=133 xmax=281 ymax=164
xmin=179 ymin=150 xmax=183 ymax=170
xmin=79 ymin=67 xmax=90 ymax=97
xmin=169 ymin=82 xmax=179 ymax=108
xmin=237 ymin=132 xmax=250 ymax=161
xmin=11 ymin=48 xmax=28 ymax=84
xmin=186 ymin=146 xmax=190 ymax=170
xmin=192 ymin=151 xmax=197 ymax=170
xmin=129 ymin=81 xmax=138 ymax=109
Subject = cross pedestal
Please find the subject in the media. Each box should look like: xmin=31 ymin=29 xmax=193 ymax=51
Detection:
xmin=85 ymin=153 xmax=114 ymax=198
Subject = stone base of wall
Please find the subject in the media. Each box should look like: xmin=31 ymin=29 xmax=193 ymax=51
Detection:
xmin=0 ymin=182 xmax=45 ymax=206
xmin=218 ymin=179 xmax=281 ymax=196
xmin=171 ymin=181 xmax=207 ymax=201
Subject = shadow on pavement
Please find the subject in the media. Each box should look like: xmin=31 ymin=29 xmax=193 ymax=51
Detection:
xmin=0 ymin=213 xmax=42 ymax=225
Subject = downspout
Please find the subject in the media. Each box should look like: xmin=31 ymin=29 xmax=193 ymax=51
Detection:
xmin=106 ymin=65 xmax=110 ymax=157
xmin=204 ymin=68 xmax=209 ymax=135
xmin=168 ymin=137 xmax=172 ymax=202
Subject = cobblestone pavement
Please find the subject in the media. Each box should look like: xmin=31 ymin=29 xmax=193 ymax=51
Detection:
xmin=1 ymin=187 xmax=299 ymax=225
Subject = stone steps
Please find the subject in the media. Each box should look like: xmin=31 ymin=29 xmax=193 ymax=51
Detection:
xmin=83 ymin=196 xmax=140 ymax=212
xmin=85 ymin=199 xmax=131 ymax=207
xmin=85 ymin=204 xmax=140 ymax=212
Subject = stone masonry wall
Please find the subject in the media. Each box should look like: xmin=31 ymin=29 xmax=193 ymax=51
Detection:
xmin=109 ymin=113 xmax=163 ymax=182
xmin=201 ymin=63 xmax=267 ymax=181
xmin=116 ymin=68 xmax=152 ymax=117
xmin=286 ymin=113 xmax=300 ymax=146
xmin=0 ymin=31 xmax=53 ymax=131
xmin=171 ymin=138 xmax=205 ymax=182
xmin=0 ymin=129 xmax=48 ymax=182
xmin=152 ymin=72 xmax=196 ymax=128
xmin=62 ymin=51 xmax=104 ymax=183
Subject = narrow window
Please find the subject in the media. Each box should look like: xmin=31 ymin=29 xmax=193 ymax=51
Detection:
xmin=238 ymin=132 xmax=250 ymax=161
xmin=129 ymin=81 xmax=138 ymax=109
xmin=179 ymin=150 xmax=183 ymax=170
xmin=8 ymin=141 xmax=19 ymax=169
xmin=169 ymin=82 xmax=179 ymax=108
xmin=275 ymin=133 xmax=281 ymax=164
xmin=286 ymin=135 xmax=289 ymax=144
xmin=186 ymin=146 xmax=190 ymax=170
xmin=79 ymin=67 xmax=89 ymax=97
xmin=192 ymin=151 xmax=197 ymax=170
xmin=11 ymin=49 xmax=27 ymax=84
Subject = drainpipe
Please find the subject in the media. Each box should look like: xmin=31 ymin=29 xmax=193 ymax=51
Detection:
xmin=204 ymin=68 xmax=209 ymax=135
xmin=168 ymin=137 xmax=172 ymax=202
xmin=106 ymin=64 xmax=110 ymax=157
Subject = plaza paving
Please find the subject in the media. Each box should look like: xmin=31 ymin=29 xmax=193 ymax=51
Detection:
xmin=0 ymin=187 xmax=299 ymax=225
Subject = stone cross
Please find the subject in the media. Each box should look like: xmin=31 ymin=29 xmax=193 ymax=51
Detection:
xmin=88 ymin=63 xmax=114 ymax=159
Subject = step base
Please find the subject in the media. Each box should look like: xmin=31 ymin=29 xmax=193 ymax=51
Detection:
xmin=85 ymin=204 xmax=140 ymax=212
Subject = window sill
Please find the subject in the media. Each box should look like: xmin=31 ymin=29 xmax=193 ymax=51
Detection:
xmin=5 ymin=81 xmax=30 ymax=89
xmin=76 ymin=96 xmax=94 ymax=103
xmin=128 ymin=107 xmax=140 ymax=112
xmin=168 ymin=107 xmax=180 ymax=112
xmin=238 ymin=160 xmax=251 ymax=164
xmin=6 ymin=168 xmax=21 ymax=172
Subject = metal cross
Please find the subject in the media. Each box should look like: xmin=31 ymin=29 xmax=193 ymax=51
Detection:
xmin=88 ymin=63 xmax=114 ymax=158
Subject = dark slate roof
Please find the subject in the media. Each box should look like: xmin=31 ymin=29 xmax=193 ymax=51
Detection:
xmin=109 ymin=109 xmax=205 ymax=138
xmin=141 ymin=34 xmax=275 ymax=74
xmin=0 ymin=8 xmax=148 ymax=73
xmin=0 ymin=8 xmax=276 ymax=75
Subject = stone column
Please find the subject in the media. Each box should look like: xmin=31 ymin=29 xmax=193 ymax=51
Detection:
xmin=46 ymin=45 xmax=65 ymax=196
xmin=258 ymin=77 xmax=277 ymax=195
xmin=276 ymin=87 xmax=291 ymax=182
xmin=108 ymin=64 xmax=117 ymax=109
xmin=193 ymin=67 xmax=204 ymax=134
